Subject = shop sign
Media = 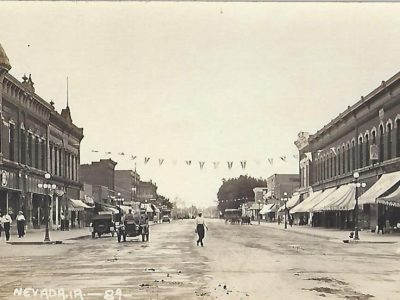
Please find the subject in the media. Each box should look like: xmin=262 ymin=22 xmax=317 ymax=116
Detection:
xmin=370 ymin=144 xmax=379 ymax=160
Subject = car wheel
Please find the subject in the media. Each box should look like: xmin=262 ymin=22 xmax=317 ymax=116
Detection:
xmin=146 ymin=233 xmax=149 ymax=241
xmin=142 ymin=234 xmax=145 ymax=242
xmin=111 ymin=231 xmax=115 ymax=237
xmin=123 ymin=234 xmax=127 ymax=242
xmin=98 ymin=232 xmax=102 ymax=238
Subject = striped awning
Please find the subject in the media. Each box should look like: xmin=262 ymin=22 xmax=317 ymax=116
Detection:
xmin=377 ymin=185 xmax=400 ymax=208
xmin=359 ymin=171 xmax=400 ymax=205
xmin=68 ymin=199 xmax=93 ymax=211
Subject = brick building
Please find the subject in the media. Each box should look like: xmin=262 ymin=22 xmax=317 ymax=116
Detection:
xmin=265 ymin=174 xmax=300 ymax=201
xmin=294 ymin=71 xmax=400 ymax=231
xmin=0 ymin=43 xmax=84 ymax=229
xmin=114 ymin=169 xmax=140 ymax=205
xmin=80 ymin=159 xmax=117 ymax=204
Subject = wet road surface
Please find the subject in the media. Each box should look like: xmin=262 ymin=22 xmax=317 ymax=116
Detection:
xmin=0 ymin=219 xmax=399 ymax=299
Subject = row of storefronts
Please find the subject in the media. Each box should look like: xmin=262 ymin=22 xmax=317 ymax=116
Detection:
xmin=0 ymin=43 xmax=86 ymax=230
xmin=291 ymin=71 xmax=400 ymax=233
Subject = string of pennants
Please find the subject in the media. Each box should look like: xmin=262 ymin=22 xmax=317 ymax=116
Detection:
xmin=90 ymin=149 xmax=299 ymax=170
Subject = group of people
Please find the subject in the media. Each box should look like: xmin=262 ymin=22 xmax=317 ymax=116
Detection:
xmin=0 ymin=210 xmax=26 ymax=241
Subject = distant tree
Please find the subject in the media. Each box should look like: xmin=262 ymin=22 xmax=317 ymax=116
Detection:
xmin=217 ymin=175 xmax=267 ymax=213
xmin=157 ymin=194 xmax=173 ymax=209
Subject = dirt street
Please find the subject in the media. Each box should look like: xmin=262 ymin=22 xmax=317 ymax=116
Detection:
xmin=0 ymin=219 xmax=399 ymax=300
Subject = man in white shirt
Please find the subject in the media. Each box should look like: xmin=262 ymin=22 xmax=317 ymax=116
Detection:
xmin=195 ymin=213 xmax=208 ymax=247
xmin=2 ymin=211 xmax=12 ymax=241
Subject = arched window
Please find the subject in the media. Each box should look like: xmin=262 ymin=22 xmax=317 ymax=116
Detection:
xmin=359 ymin=136 xmax=363 ymax=168
xmin=352 ymin=140 xmax=356 ymax=171
xmin=387 ymin=122 xmax=392 ymax=159
xmin=365 ymin=134 xmax=370 ymax=166
xmin=379 ymin=124 xmax=384 ymax=162
xmin=331 ymin=154 xmax=334 ymax=178
xmin=347 ymin=143 xmax=350 ymax=172
xmin=336 ymin=148 xmax=340 ymax=175
xmin=342 ymin=145 xmax=346 ymax=174
xmin=397 ymin=119 xmax=400 ymax=157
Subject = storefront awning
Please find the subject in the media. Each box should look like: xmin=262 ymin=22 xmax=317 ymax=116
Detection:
xmin=312 ymin=184 xmax=356 ymax=212
xmin=377 ymin=185 xmax=400 ymax=208
xmin=287 ymin=193 xmax=301 ymax=210
xmin=291 ymin=189 xmax=336 ymax=213
xmin=117 ymin=205 xmax=133 ymax=214
xmin=68 ymin=199 xmax=93 ymax=211
xmin=359 ymin=171 xmax=400 ymax=205
xmin=260 ymin=203 xmax=275 ymax=214
xmin=291 ymin=190 xmax=321 ymax=213
xmin=95 ymin=202 xmax=120 ymax=214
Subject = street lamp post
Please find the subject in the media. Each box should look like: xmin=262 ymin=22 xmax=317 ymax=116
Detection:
xmin=38 ymin=173 xmax=56 ymax=242
xmin=353 ymin=172 xmax=366 ymax=240
xmin=258 ymin=200 xmax=261 ymax=224
xmin=283 ymin=192 xmax=288 ymax=229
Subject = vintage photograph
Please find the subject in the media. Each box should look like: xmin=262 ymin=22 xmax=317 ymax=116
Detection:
xmin=0 ymin=2 xmax=399 ymax=299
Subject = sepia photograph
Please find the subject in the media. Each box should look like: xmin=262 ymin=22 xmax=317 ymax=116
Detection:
xmin=0 ymin=1 xmax=400 ymax=299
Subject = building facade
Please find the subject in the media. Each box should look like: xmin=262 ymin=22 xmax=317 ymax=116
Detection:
xmin=295 ymin=72 xmax=400 ymax=230
xmin=80 ymin=159 xmax=117 ymax=191
xmin=265 ymin=174 xmax=300 ymax=201
xmin=0 ymin=43 xmax=84 ymax=229
xmin=114 ymin=169 xmax=140 ymax=205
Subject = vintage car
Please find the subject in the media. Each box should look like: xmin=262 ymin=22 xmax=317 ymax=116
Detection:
xmin=162 ymin=215 xmax=171 ymax=223
xmin=89 ymin=213 xmax=116 ymax=238
xmin=116 ymin=211 xmax=149 ymax=242
xmin=224 ymin=208 xmax=242 ymax=224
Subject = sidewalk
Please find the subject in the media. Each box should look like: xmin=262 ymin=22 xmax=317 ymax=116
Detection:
xmin=258 ymin=221 xmax=400 ymax=244
xmin=3 ymin=227 xmax=90 ymax=245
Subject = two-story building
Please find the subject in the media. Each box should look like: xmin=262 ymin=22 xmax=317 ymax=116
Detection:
xmin=294 ymin=71 xmax=400 ymax=231
xmin=0 ymin=43 xmax=84 ymax=229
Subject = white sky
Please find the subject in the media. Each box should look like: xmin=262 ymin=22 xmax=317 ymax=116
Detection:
xmin=1 ymin=2 xmax=400 ymax=208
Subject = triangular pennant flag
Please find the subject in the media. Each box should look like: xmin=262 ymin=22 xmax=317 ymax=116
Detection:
xmin=159 ymin=158 xmax=164 ymax=166
xmin=199 ymin=161 xmax=205 ymax=170
xmin=186 ymin=160 xmax=192 ymax=166
xmin=105 ymin=151 xmax=112 ymax=155
xmin=118 ymin=152 xmax=125 ymax=155
xmin=213 ymin=162 xmax=220 ymax=169
xmin=91 ymin=150 xmax=99 ymax=153
xmin=280 ymin=156 xmax=287 ymax=162
xmin=268 ymin=158 xmax=274 ymax=165
xmin=240 ymin=161 xmax=247 ymax=170
xmin=130 ymin=155 xmax=137 ymax=160
xmin=227 ymin=161 xmax=233 ymax=170
xmin=144 ymin=157 xmax=150 ymax=164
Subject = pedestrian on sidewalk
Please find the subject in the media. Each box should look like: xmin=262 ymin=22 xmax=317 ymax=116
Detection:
xmin=2 ymin=211 xmax=12 ymax=241
xmin=16 ymin=211 xmax=26 ymax=238
xmin=60 ymin=211 xmax=65 ymax=231
xmin=289 ymin=214 xmax=294 ymax=227
xmin=195 ymin=213 xmax=208 ymax=247
xmin=377 ymin=214 xmax=385 ymax=235
xmin=0 ymin=211 xmax=3 ymax=240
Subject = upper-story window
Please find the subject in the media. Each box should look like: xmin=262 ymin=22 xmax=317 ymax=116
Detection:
xmin=346 ymin=143 xmax=350 ymax=172
xmin=365 ymin=133 xmax=370 ymax=166
xmin=35 ymin=138 xmax=39 ymax=169
xmin=397 ymin=119 xmax=400 ymax=157
xmin=28 ymin=134 xmax=33 ymax=166
xmin=9 ymin=123 xmax=15 ymax=161
xmin=352 ymin=140 xmax=356 ymax=170
xmin=41 ymin=139 xmax=46 ymax=171
xmin=54 ymin=147 xmax=58 ymax=176
xmin=379 ymin=124 xmax=384 ymax=163
xmin=342 ymin=145 xmax=346 ymax=174
xmin=358 ymin=136 xmax=363 ymax=168
xmin=21 ymin=129 xmax=26 ymax=164
xmin=387 ymin=122 xmax=392 ymax=160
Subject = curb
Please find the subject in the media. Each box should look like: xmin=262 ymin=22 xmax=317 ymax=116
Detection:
xmin=6 ymin=241 xmax=63 ymax=245
xmin=342 ymin=239 xmax=398 ymax=244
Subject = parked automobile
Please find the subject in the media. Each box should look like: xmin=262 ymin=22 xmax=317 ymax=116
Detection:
xmin=162 ymin=215 xmax=171 ymax=223
xmin=89 ymin=213 xmax=116 ymax=238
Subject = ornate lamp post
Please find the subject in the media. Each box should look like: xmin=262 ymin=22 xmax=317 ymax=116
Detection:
xmin=283 ymin=192 xmax=288 ymax=229
xmin=38 ymin=173 xmax=56 ymax=242
xmin=353 ymin=172 xmax=366 ymax=240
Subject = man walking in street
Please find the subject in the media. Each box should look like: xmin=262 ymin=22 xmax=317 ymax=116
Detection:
xmin=195 ymin=213 xmax=208 ymax=247
xmin=2 ymin=210 xmax=12 ymax=241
